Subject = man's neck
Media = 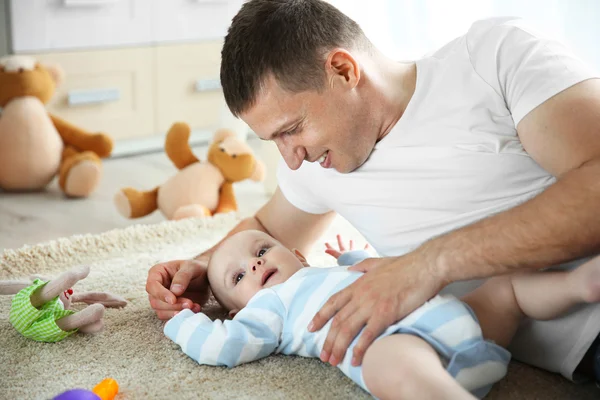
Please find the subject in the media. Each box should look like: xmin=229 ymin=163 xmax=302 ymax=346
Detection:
xmin=371 ymin=55 xmax=417 ymax=142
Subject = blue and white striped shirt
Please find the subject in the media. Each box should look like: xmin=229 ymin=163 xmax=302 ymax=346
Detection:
xmin=165 ymin=250 xmax=510 ymax=398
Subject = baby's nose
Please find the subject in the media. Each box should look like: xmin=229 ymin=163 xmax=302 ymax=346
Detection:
xmin=251 ymin=259 xmax=264 ymax=272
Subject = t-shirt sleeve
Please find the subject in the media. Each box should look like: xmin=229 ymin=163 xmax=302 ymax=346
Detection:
xmin=276 ymin=158 xmax=332 ymax=214
xmin=466 ymin=17 xmax=598 ymax=126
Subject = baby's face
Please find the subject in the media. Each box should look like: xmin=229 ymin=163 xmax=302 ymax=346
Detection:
xmin=208 ymin=230 xmax=309 ymax=315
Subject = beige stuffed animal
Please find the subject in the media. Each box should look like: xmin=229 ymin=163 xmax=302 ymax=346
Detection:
xmin=1 ymin=265 xmax=127 ymax=342
xmin=114 ymin=122 xmax=266 ymax=220
xmin=0 ymin=55 xmax=113 ymax=197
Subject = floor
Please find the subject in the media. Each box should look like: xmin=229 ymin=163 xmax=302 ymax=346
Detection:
xmin=0 ymin=138 xmax=273 ymax=251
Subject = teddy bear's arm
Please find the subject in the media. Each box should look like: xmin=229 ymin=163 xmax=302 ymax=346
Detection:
xmin=165 ymin=122 xmax=199 ymax=169
xmin=215 ymin=182 xmax=238 ymax=214
xmin=49 ymin=113 xmax=113 ymax=158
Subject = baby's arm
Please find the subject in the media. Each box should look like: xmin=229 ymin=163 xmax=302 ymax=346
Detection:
xmin=164 ymin=289 xmax=285 ymax=367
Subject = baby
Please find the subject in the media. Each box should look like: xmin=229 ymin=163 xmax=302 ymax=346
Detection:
xmin=164 ymin=230 xmax=600 ymax=399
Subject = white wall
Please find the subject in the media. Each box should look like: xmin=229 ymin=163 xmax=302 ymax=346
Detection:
xmin=328 ymin=0 xmax=600 ymax=71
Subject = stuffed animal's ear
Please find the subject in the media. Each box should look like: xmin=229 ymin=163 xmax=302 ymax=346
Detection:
xmin=213 ymin=128 xmax=237 ymax=143
xmin=71 ymin=292 xmax=128 ymax=308
xmin=0 ymin=280 xmax=33 ymax=295
xmin=42 ymin=62 xmax=65 ymax=87
xmin=251 ymin=159 xmax=266 ymax=182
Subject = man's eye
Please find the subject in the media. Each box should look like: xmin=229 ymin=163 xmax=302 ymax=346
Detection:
xmin=283 ymin=125 xmax=301 ymax=136
xmin=258 ymin=248 xmax=267 ymax=257
xmin=235 ymin=272 xmax=245 ymax=285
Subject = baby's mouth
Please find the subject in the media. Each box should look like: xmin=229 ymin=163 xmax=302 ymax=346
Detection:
xmin=261 ymin=269 xmax=278 ymax=286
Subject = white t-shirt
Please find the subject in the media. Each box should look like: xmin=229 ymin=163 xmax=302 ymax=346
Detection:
xmin=277 ymin=17 xmax=599 ymax=379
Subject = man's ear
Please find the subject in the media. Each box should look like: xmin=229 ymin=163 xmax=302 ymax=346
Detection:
xmin=292 ymin=249 xmax=309 ymax=267
xmin=326 ymin=48 xmax=360 ymax=90
xmin=228 ymin=309 xmax=239 ymax=318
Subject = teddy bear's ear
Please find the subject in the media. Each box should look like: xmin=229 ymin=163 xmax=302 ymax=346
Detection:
xmin=42 ymin=62 xmax=65 ymax=87
xmin=213 ymin=128 xmax=237 ymax=143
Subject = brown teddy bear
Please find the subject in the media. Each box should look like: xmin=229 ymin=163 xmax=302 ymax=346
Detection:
xmin=0 ymin=55 xmax=113 ymax=197
xmin=114 ymin=122 xmax=265 ymax=220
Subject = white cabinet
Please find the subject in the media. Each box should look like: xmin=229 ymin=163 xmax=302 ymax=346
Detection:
xmin=10 ymin=0 xmax=244 ymax=53
xmin=10 ymin=0 xmax=153 ymax=53
xmin=152 ymin=0 xmax=244 ymax=44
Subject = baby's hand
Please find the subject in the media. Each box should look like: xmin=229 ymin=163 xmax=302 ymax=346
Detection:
xmin=324 ymin=234 xmax=369 ymax=260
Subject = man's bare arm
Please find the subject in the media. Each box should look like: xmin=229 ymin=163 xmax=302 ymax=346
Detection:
xmin=424 ymin=78 xmax=600 ymax=282
xmin=194 ymin=187 xmax=336 ymax=261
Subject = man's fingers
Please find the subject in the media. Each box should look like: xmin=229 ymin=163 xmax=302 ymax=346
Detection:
xmin=336 ymin=234 xmax=346 ymax=251
xmin=148 ymin=294 xmax=193 ymax=311
xmin=319 ymin=299 xmax=360 ymax=363
xmin=146 ymin=275 xmax=177 ymax=305
xmin=155 ymin=310 xmax=180 ymax=321
xmin=327 ymin=304 xmax=368 ymax=366
xmin=170 ymin=260 xmax=203 ymax=295
xmin=352 ymin=318 xmax=390 ymax=366
xmin=349 ymin=240 xmax=354 ymax=250
xmin=308 ymin=289 xmax=351 ymax=332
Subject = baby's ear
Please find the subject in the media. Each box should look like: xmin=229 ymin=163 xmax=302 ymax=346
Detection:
xmin=228 ymin=309 xmax=239 ymax=319
xmin=292 ymin=249 xmax=309 ymax=267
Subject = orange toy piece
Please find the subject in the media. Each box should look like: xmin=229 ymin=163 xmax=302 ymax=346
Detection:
xmin=114 ymin=122 xmax=266 ymax=220
xmin=0 ymin=55 xmax=113 ymax=197
xmin=92 ymin=378 xmax=119 ymax=400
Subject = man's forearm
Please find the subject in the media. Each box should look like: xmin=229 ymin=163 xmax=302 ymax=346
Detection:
xmin=421 ymin=158 xmax=600 ymax=283
xmin=193 ymin=215 xmax=269 ymax=261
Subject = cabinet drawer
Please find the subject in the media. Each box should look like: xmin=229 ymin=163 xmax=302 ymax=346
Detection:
xmin=155 ymin=42 xmax=232 ymax=134
xmin=32 ymin=47 xmax=155 ymax=141
xmin=10 ymin=0 xmax=152 ymax=53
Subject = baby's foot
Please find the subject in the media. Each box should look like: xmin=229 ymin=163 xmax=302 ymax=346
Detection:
xmin=572 ymin=256 xmax=600 ymax=303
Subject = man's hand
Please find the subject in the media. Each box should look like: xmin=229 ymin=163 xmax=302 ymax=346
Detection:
xmin=146 ymin=258 xmax=211 ymax=320
xmin=308 ymin=252 xmax=446 ymax=367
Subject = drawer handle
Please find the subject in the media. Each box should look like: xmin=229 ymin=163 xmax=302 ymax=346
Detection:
xmin=68 ymin=88 xmax=121 ymax=106
xmin=63 ymin=0 xmax=120 ymax=7
xmin=195 ymin=79 xmax=221 ymax=92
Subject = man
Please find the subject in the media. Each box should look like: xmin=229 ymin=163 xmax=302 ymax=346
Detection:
xmin=147 ymin=0 xmax=600 ymax=383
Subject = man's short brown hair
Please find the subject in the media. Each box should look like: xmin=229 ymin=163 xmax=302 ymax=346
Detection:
xmin=220 ymin=0 xmax=370 ymax=117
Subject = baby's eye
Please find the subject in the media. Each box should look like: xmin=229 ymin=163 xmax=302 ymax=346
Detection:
xmin=257 ymin=248 xmax=267 ymax=257
xmin=235 ymin=272 xmax=245 ymax=285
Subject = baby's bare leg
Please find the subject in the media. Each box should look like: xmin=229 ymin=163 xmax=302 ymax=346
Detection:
xmin=511 ymin=255 xmax=600 ymax=319
xmin=461 ymin=276 xmax=522 ymax=348
xmin=362 ymin=334 xmax=475 ymax=400
xmin=462 ymin=255 xmax=600 ymax=348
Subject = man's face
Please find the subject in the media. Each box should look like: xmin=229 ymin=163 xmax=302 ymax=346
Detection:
xmin=240 ymin=73 xmax=378 ymax=174
xmin=208 ymin=230 xmax=309 ymax=315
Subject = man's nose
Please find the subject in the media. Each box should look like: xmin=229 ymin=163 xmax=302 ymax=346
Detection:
xmin=278 ymin=142 xmax=305 ymax=171
xmin=251 ymin=258 xmax=264 ymax=273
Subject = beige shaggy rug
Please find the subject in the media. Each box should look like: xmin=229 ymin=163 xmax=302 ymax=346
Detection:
xmin=1 ymin=214 xmax=598 ymax=400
